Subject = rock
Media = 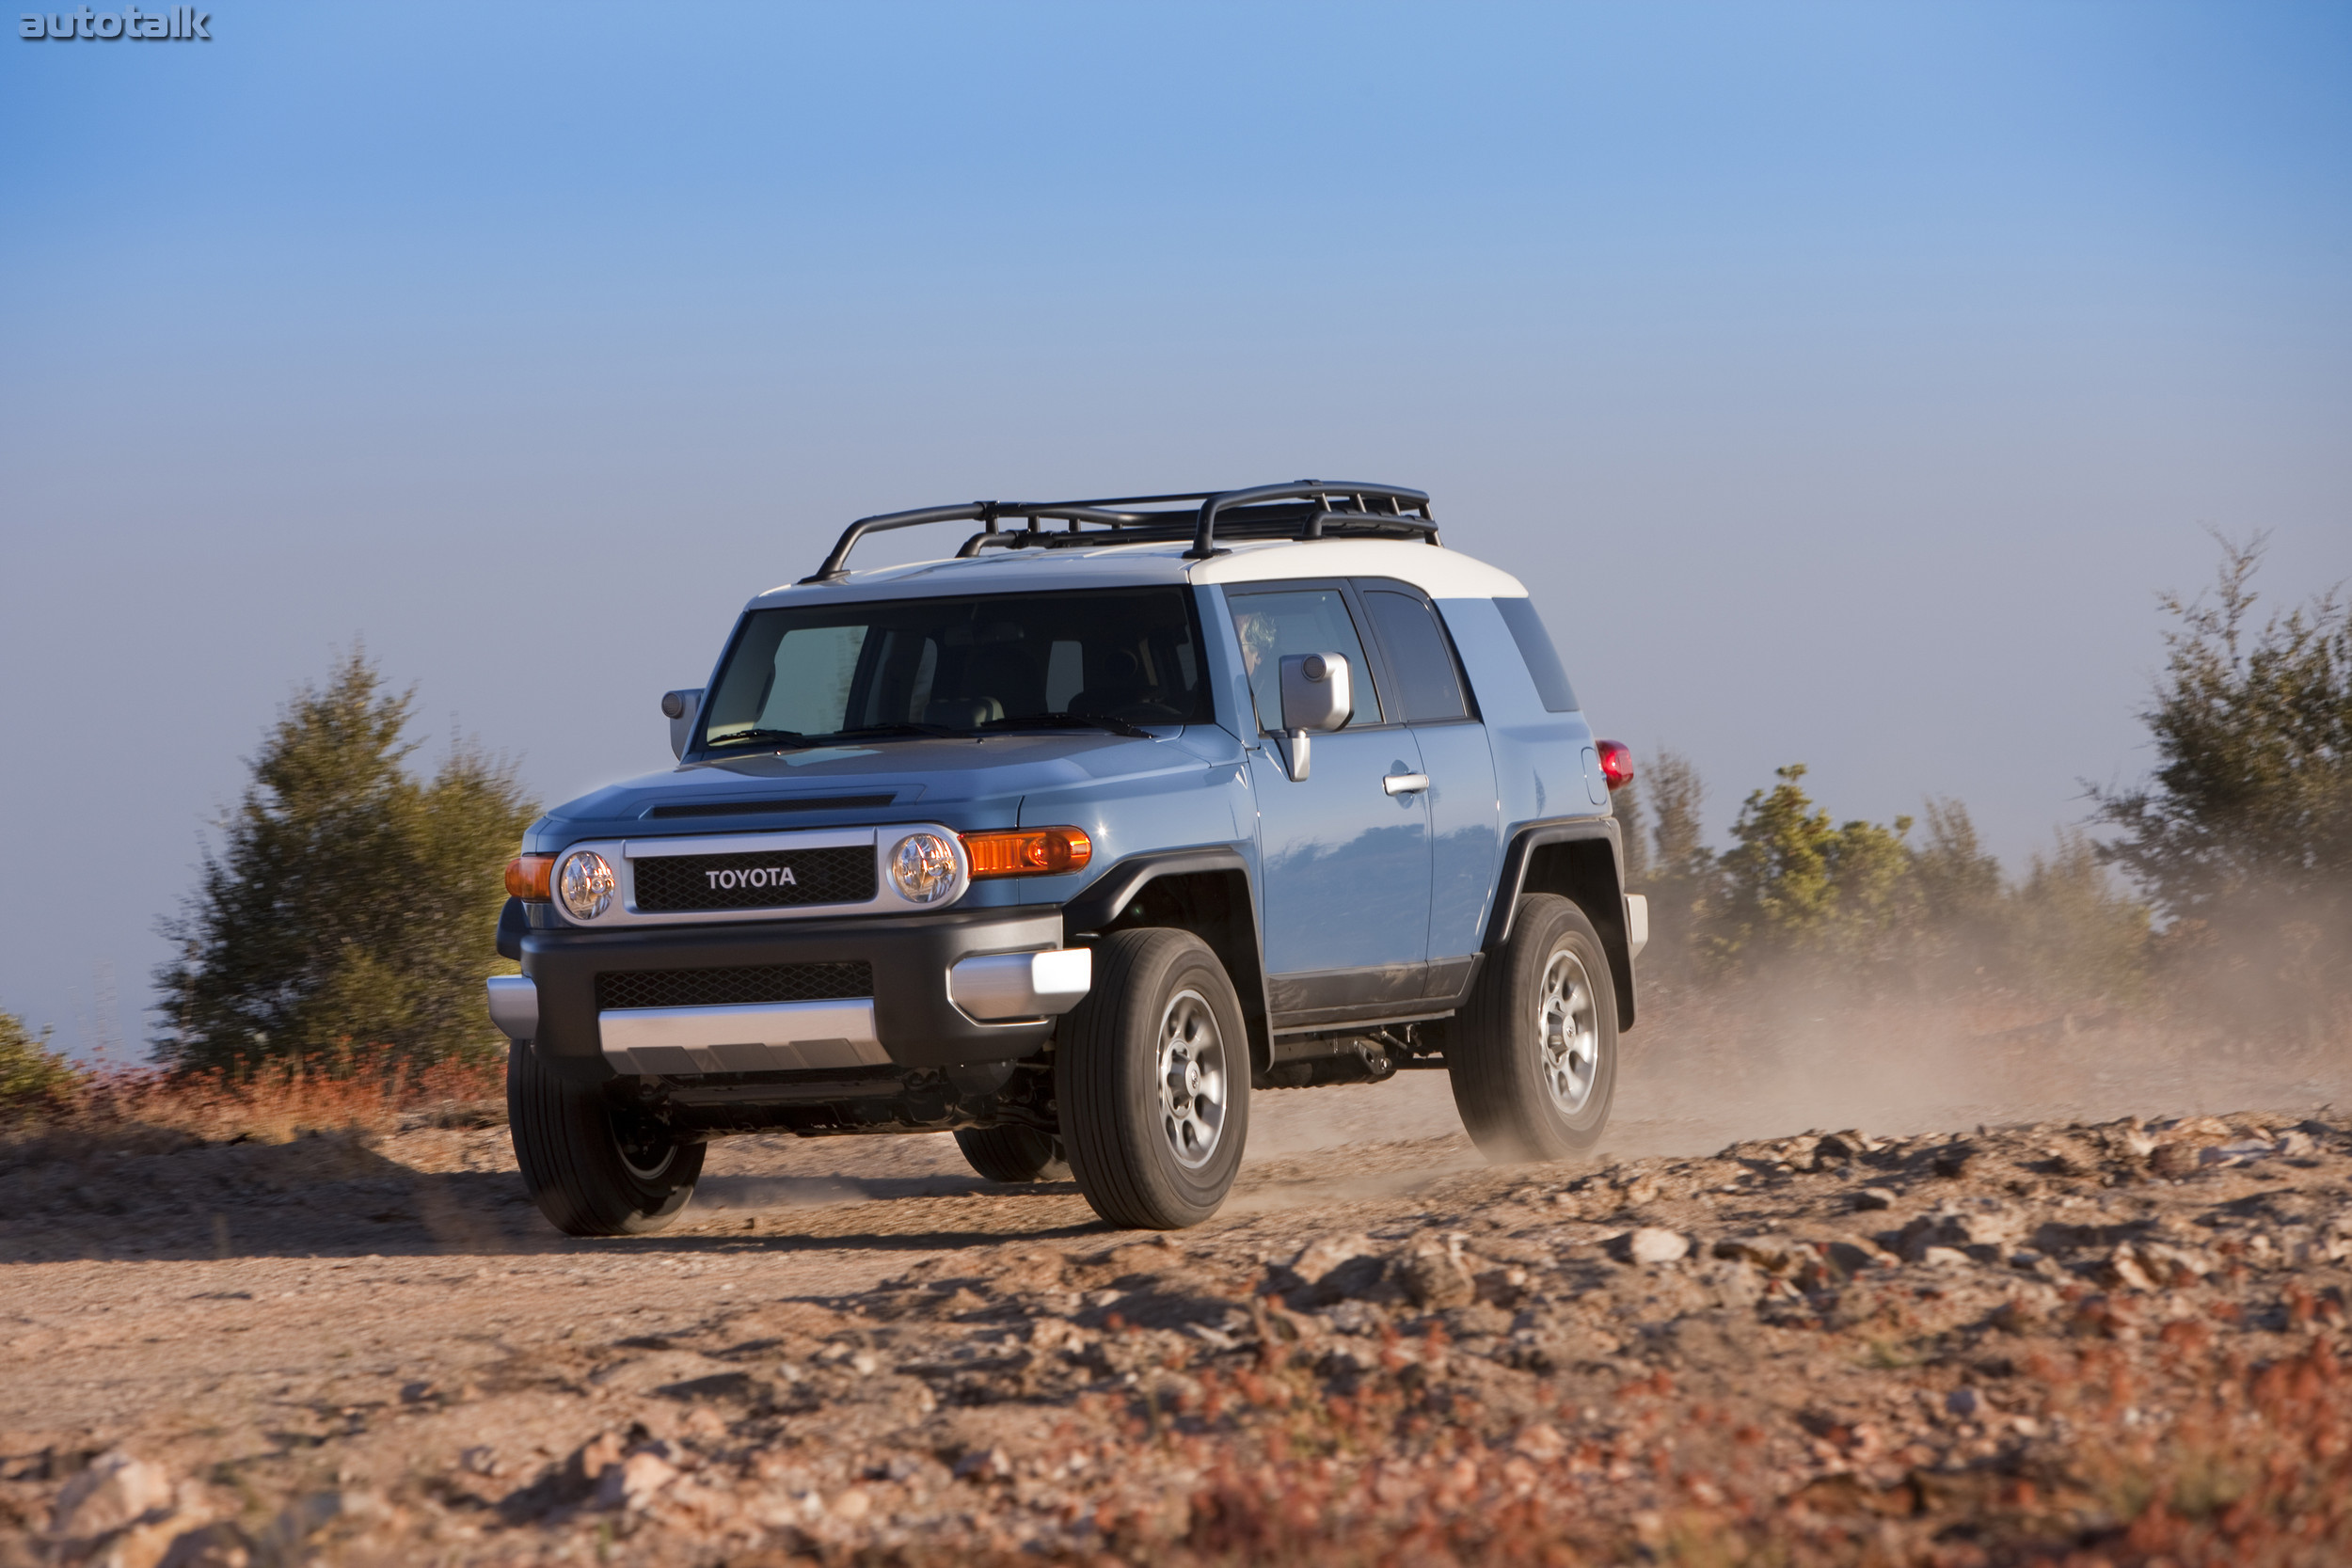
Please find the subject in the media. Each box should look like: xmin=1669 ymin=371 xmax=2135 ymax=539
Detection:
xmin=1853 ymin=1188 xmax=1899 ymax=1212
xmin=1712 ymin=1235 xmax=1804 ymax=1273
xmin=51 ymin=1450 xmax=176 ymax=1542
xmin=254 ymin=1491 xmax=386 ymax=1564
xmin=89 ymin=1517 xmax=187 ymax=1568
xmin=1291 ymin=1233 xmax=1377 ymax=1284
xmin=1931 ymin=1142 xmax=1979 ymax=1179
xmin=1397 ymin=1240 xmax=1476 ymax=1307
xmin=1290 ymin=1243 xmax=1393 ymax=1307
xmin=1822 ymin=1239 xmax=1892 ymax=1278
xmin=1916 ymin=1246 xmax=1971 ymax=1268
xmin=954 ymin=1446 xmax=1012 ymax=1481
xmin=572 ymin=1431 xmax=627 ymax=1486
xmin=2150 ymin=1143 xmax=2201 ymax=1180
xmin=1613 ymin=1227 xmax=1690 ymax=1266
xmin=1945 ymin=1386 xmax=1981 ymax=1418
xmin=156 ymin=1522 xmax=252 ymax=1568
xmin=457 ymin=1446 xmax=499 ymax=1478
xmin=1898 ymin=1203 xmax=2025 ymax=1260
xmin=1818 ymin=1130 xmax=1878 ymax=1160
xmin=1511 ymin=1422 xmax=1565 ymax=1462
xmin=596 ymin=1452 xmax=678 ymax=1512
xmin=1700 ymin=1258 xmax=1764 ymax=1309
xmin=830 ymin=1486 xmax=872 ymax=1521
xmin=2100 ymin=1247 xmax=2156 ymax=1291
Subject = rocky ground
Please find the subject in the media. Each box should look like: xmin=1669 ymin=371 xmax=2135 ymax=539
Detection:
xmin=2 ymin=1012 xmax=2348 ymax=1567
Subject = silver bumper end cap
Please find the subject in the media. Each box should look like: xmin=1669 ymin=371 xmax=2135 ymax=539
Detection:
xmin=486 ymin=974 xmax=538 ymax=1041
xmin=946 ymin=946 xmax=1093 ymax=1022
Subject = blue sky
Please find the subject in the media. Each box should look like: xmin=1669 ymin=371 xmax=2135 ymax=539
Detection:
xmin=4 ymin=2 xmax=2348 ymax=1054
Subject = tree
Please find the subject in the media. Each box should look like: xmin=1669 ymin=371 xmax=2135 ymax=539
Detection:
xmin=1711 ymin=765 xmax=1918 ymax=973
xmin=1623 ymin=749 xmax=1715 ymax=986
xmin=154 ymin=651 xmax=538 ymax=1072
xmin=2006 ymin=830 xmax=2150 ymax=1007
xmin=2092 ymin=535 xmax=2350 ymax=1018
xmin=1910 ymin=797 xmax=2005 ymax=981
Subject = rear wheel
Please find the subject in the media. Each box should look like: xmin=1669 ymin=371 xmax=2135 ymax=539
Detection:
xmin=1446 ymin=894 xmax=1618 ymax=1163
xmin=954 ymin=1126 xmax=1070 ymax=1183
xmin=507 ymin=1041 xmax=705 ymax=1236
xmin=1056 ymin=928 xmax=1249 ymax=1228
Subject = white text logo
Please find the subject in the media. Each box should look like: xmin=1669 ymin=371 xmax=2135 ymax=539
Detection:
xmin=706 ymin=866 xmax=799 ymax=891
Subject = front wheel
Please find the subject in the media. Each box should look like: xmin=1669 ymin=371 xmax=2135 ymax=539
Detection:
xmin=507 ymin=1041 xmax=705 ymax=1236
xmin=1056 ymin=928 xmax=1250 ymax=1228
xmin=1446 ymin=894 xmax=1618 ymax=1163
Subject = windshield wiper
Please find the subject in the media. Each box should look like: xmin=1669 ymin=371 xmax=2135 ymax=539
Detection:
xmin=700 ymin=727 xmax=812 ymax=750
xmin=983 ymin=713 xmax=1155 ymax=739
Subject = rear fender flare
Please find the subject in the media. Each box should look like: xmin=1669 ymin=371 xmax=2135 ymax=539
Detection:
xmin=1486 ymin=818 xmax=1637 ymax=1029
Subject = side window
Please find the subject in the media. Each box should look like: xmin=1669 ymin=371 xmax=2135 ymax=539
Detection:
xmin=1494 ymin=597 xmax=1580 ymax=713
xmin=1362 ymin=590 xmax=1470 ymax=723
xmin=1224 ymin=588 xmax=1384 ymax=734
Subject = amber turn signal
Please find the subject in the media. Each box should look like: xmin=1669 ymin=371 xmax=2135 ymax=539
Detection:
xmin=961 ymin=828 xmax=1092 ymax=879
xmin=505 ymin=854 xmax=556 ymax=901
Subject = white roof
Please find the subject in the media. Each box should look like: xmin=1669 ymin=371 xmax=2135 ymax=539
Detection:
xmin=747 ymin=536 xmax=1526 ymax=609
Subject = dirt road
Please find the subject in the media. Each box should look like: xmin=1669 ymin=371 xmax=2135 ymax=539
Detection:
xmin=4 ymin=1012 xmax=2348 ymax=1565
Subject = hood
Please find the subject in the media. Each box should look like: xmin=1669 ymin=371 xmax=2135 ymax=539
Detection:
xmin=525 ymin=726 xmax=1234 ymax=850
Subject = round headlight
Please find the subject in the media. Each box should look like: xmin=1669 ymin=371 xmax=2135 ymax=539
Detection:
xmin=558 ymin=850 xmax=616 ymax=922
xmin=888 ymin=832 xmax=959 ymax=903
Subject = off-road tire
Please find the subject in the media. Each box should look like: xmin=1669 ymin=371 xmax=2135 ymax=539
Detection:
xmin=1447 ymin=894 xmax=1618 ymax=1163
xmin=507 ymin=1040 xmax=705 ymax=1236
xmin=954 ymin=1126 xmax=1071 ymax=1183
xmin=1057 ymin=927 xmax=1250 ymax=1229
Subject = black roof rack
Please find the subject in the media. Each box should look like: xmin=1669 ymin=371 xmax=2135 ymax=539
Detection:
xmin=799 ymin=480 xmax=1435 ymax=584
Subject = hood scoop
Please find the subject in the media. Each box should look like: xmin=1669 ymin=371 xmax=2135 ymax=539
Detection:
xmin=642 ymin=794 xmax=898 ymax=820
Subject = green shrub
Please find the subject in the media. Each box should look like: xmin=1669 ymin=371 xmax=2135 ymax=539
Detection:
xmin=0 ymin=1007 xmax=77 ymax=1111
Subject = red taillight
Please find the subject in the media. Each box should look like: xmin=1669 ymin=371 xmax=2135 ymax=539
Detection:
xmin=1596 ymin=740 xmax=1634 ymax=793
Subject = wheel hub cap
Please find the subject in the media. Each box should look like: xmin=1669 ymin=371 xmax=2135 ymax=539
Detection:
xmin=1155 ymin=988 xmax=1228 ymax=1169
xmin=1537 ymin=949 xmax=1599 ymax=1116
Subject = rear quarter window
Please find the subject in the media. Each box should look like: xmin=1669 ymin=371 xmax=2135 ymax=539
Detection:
xmin=1494 ymin=597 xmax=1580 ymax=713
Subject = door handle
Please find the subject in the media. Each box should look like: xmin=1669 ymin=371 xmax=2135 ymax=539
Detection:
xmin=1383 ymin=772 xmax=1430 ymax=796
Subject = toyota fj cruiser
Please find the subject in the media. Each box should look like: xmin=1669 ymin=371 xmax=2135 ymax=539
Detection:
xmin=487 ymin=482 xmax=1645 ymax=1235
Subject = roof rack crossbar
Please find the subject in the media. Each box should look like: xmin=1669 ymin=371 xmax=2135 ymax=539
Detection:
xmin=801 ymin=482 xmax=1433 ymax=581
xmin=1187 ymin=481 xmax=1433 ymax=559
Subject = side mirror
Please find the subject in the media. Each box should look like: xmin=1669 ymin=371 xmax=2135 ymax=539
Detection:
xmin=1274 ymin=652 xmax=1351 ymax=780
xmin=662 ymin=689 xmax=704 ymax=760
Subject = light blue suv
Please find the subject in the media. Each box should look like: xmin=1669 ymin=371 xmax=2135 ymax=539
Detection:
xmin=487 ymin=483 xmax=1644 ymax=1235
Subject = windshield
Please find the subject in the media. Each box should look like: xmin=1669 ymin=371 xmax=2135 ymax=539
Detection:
xmin=698 ymin=587 xmax=1212 ymax=752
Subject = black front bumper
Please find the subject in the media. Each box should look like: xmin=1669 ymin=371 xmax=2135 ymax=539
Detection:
xmin=520 ymin=905 xmax=1064 ymax=1082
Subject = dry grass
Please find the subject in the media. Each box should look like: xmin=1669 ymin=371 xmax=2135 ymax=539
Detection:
xmin=2 ymin=1046 xmax=504 ymax=1150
